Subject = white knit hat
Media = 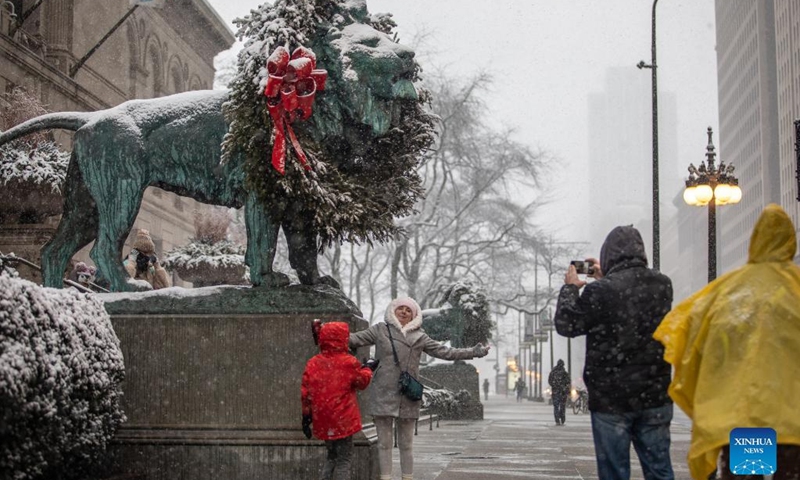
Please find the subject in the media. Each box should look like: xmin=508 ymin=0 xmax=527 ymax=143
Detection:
xmin=391 ymin=296 xmax=420 ymax=319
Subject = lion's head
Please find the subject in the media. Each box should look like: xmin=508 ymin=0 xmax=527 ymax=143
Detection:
xmin=222 ymin=0 xmax=436 ymax=246
xmin=306 ymin=0 xmax=420 ymax=142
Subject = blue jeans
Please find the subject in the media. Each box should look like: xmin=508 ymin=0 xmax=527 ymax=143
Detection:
xmin=590 ymin=403 xmax=674 ymax=480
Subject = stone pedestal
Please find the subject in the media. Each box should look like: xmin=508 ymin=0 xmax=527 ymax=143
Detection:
xmin=420 ymin=361 xmax=484 ymax=420
xmin=171 ymin=262 xmax=248 ymax=287
xmin=100 ymin=284 xmax=378 ymax=480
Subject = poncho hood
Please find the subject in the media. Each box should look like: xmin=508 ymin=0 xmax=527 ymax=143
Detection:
xmin=748 ymin=203 xmax=797 ymax=263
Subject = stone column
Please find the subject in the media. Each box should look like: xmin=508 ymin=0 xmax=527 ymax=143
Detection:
xmin=42 ymin=0 xmax=74 ymax=74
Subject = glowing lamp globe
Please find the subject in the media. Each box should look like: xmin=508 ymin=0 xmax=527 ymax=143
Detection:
xmin=683 ymin=186 xmax=698 ymax=206
xmin=714 ymin=184 xmax=732 ymax=205
xmin=694 ymin=184 xmax=713 ymax=205
xmin=728 ymin=184 xmax=742 ymax=204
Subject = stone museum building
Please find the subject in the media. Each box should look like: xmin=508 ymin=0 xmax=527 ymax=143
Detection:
xmin=0 ymin=0 xmax=234 ymax=285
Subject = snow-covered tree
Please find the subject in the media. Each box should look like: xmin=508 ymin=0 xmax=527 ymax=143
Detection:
xmin=0 ymin=273 xmax=126 ymax=480
xmin=213 ymin=48 xmax=238 ymax=90
xmin=323 ymin=68 xmax=553 ymax=321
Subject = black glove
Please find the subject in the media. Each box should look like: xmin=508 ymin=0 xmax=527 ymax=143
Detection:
xmin=362 ymin=357 xmax=380 ymax=371
xmin=302 ymin=414 xmax=312 ymax=439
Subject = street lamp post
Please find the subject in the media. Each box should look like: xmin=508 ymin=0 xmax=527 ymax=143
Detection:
xmin=682 ymin=127 xmax=742 ymax=282
xmin=637 ymin=0 xmax=660 ymax=271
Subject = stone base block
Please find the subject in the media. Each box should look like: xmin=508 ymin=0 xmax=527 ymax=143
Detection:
xmin=101 ymin=285 xmax=378 ymax=479
xmin=110 ymin=426 xmax=377 ymax=479
xmin=420 ymin=361 xmax=484 ymax=420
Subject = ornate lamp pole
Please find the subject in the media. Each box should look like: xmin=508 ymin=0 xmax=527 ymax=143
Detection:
xmin=637 ymin=0 xmax=660 ymax=271
xmin=682 ymin=127 xmax=742 ymax=282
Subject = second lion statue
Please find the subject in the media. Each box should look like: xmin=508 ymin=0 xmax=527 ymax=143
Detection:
xmin=0 ymin=0 xmax=427 ymax=291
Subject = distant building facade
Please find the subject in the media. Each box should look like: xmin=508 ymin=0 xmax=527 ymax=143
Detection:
xmin=713 ymin=0 xmax=799 ymax=271
xmin=0 ymin=0 xmax=234 ymax=284
xmin=587 ymin=67 xmax=678 ymax=263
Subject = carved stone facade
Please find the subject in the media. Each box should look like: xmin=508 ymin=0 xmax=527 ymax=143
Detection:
xmin=0 ymin=0 xmax=234 ymax=285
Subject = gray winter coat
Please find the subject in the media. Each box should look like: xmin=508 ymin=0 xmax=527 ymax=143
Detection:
xmin=349 ymin=300 xmax=483 ymax=419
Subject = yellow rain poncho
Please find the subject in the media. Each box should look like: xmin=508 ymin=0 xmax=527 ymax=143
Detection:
xmin=653 ymin=204 xmax=800 ymax=480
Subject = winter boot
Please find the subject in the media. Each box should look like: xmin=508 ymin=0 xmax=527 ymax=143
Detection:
xmin=401 ymin=475 xmax=413 ymax=480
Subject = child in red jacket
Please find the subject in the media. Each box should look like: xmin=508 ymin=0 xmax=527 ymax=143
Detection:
xmin=302 ymin=321 xmax=378 ymax=480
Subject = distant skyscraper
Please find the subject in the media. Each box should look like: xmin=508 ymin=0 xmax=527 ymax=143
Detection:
xmin=714 ymin=0 xmax=800 ymax=271
xmin=587 ymin=67 xmax=677 ymax=260
xmin=774 ymin=1 xmax=800 ymax=232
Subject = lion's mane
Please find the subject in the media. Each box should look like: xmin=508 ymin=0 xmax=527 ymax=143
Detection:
xmin=221 ymin=0 xmax=436 ymax=247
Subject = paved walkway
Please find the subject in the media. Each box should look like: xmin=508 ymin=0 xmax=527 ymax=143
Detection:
xmin=395 ymin=395 xmax=693 ymax=480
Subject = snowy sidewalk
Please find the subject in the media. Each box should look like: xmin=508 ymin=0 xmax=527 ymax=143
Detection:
xmin=396 ymin=395 xmax=693 ymax=480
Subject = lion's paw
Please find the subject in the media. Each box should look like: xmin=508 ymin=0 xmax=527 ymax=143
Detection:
xmin=258 ymin=271 xmax=291 ymax=289
xmin=314 ymin=275 xmax=341 ymax=289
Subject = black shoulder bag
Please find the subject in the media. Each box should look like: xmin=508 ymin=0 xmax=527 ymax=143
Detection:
xmin=386 ymin=324 xmax=424 ymax=401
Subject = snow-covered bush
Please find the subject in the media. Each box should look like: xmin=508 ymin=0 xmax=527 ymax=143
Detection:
xmin=0 ymin=88 xmax=69 ymax=192
xmin=0 ymin=273 xmax=126 ymax=480
xmin=162 ymin=240 xmax=246 ymax=271
xmin=422 ymin=387 xmax=471 ymax=416
xmin=0 ymin=140 xmax=69 ymax=193
xmin=0 ymin=254 xmax=20 ymax=278
xmin=439 ymin=280 xmax=493 ymax=347
xmin=162 ymin=209 xmax=248 ymax=286
xmin=0 ymin=88 xmax=69 ymax=222
xmin=191 ymin=209 xmax=230 ymax=245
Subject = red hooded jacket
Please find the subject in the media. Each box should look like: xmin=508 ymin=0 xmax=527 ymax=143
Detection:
xmin=301 ymin=322 xmax=373 ymax=440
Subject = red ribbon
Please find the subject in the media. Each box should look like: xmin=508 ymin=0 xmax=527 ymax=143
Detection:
xmin=263 ymin=46 xmax=328 ymax=175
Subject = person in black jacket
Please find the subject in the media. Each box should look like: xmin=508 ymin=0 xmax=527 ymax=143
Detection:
xmin=548 ymin=359 xmax=571 ymax=426
xmin=554 ymin=225 xmax=674 ymax=480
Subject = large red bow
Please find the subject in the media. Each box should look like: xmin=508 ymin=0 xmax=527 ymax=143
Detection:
xmin=263 ymin=46 xmax=328 ymax=175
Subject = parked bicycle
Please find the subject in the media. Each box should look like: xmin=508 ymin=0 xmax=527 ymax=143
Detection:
xmin=571 ymin=387 xmax=589 ymax=414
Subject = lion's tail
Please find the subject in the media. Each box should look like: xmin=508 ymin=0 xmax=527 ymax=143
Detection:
xmin=0 ymin=112 xmax=93 ymax=145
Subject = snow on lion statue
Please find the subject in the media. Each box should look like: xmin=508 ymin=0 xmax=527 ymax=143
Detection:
xmin=0 ymin=0 xmax=435 ymax=292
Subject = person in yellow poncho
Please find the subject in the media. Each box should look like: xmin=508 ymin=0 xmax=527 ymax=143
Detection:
xmin=654 ymin=204 xmax=800 ymax=480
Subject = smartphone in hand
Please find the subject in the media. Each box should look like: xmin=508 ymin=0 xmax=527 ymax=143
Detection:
xmin=570 ymin=260 xmax=595 ymax=275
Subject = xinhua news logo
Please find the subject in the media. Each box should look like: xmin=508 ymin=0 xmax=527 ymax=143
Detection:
xmin=729 ymin=428 xmax=777 ymax=476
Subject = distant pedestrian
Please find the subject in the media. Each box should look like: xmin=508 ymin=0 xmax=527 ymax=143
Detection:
xmin=654 ymin=204 xmax=800 ymax=480
xmin=548 ymin=359 xmax=570 ymax=426
xmin=555 ymin=225 xmax=675 ymax=480
xmin=514 ymin=377 xmax=526 ymax=402
xmin=301 ymin=322 xmax=377 ymax=480
xmin=483 ymin=378 xmax=490 ymax=401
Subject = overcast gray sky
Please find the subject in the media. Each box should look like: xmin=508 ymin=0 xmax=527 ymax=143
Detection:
xmin=207 ymin=0 xmax=718 ymax=252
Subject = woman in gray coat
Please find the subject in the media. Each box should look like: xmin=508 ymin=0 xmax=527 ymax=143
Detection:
xmin=349 ymin=297 xmax=490 ymax=480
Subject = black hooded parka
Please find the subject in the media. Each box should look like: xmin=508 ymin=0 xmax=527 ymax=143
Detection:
xmin=554 ymin=226 xmax=673 ymax=414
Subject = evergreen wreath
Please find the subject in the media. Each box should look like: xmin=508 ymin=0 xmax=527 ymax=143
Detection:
xmin=221 ymin=0 xmax=436 ymax=248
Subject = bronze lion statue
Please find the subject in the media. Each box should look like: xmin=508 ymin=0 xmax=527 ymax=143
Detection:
xmin=0 ymin=0 xmax=434 ymax=292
